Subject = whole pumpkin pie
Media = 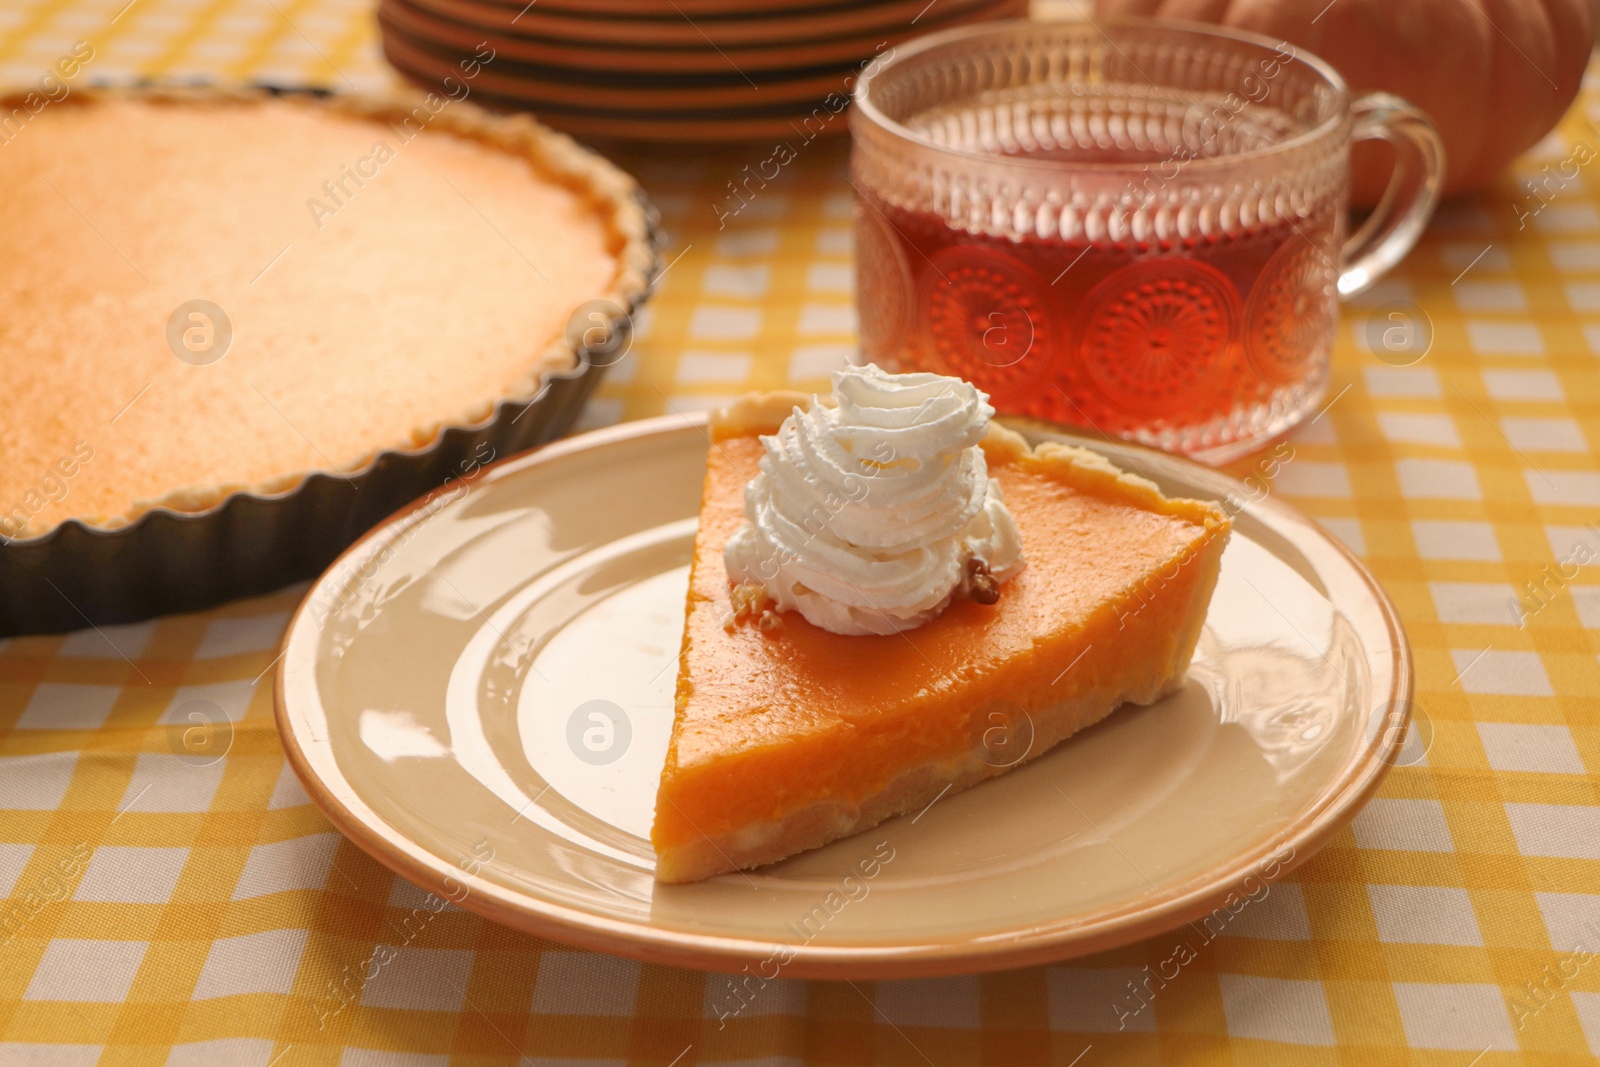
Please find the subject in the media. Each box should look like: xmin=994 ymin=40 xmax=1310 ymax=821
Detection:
xmin=652 ymin=366 xmax=1231 ymax=883
xmin=0 ymin=86 xmax=651 ymax=538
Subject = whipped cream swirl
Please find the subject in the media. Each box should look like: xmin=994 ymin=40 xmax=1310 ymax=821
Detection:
xmin=723 ymin=363 xmax=1024 ymax=636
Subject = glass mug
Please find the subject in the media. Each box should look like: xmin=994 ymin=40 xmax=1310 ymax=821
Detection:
xmin=850 ymin=18 xmax=1444 ymax=462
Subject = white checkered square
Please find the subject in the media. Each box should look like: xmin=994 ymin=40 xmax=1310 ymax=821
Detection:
xmin=359 ymin=947 xmax=474 ymax=1011
xmin=702 ymin=970 xmax=805 ymax=1022
xmin=701 ymin=265 xmax=770 ymax=299
xmin=158 ymin=680 xmax=254 ymax=727
xmin=536 ymin=952 xmax=640 ymax=1016
xmin=1572 ymin=586 xmax=1600 ymax=627
xmin=1217 ymin=975 xmax=1335 ymax=1046
xmin=189 ymin=39 xmax=251 ymax=63
xmin=216 ymin=10 xmax=276 ymax=31
xmin=1397 ymin=460 xmax=1481 ymax=500
xmin=688 ymin=306 xmax=761 ymax=340
xmin=1534 ymin=892 xmax=1600 ymax=953
xmin=874 ymin=977 xmax=981 ymax=1028
xmin=714 ymin=229 xmax=778 ymax=256
xmin=675 ymin=353 xmax=752 ymax=384
xmin=730 ymin=193 xmax=791 ymax=222
xmin=806 ymin=263 xmax=852 ymax=293
xmin=1482 ymin=369 xmax=1564 ymax=401
xmin=788 ymin=343 xmax=853 ymax=381
xmin=1478 ymin=723 xmax=1586 ymax=773
xmin=815 ymin=226 xmax=850 ymax=254
xmin=1429 ymin=582 xmax=1517 ymax=625
xmin=1501 ymin=416 xmax=1588 ymax=452
xmin=1536 ymin=203 xmax=1600 ymax=231
xmin=1393 ymin=982 xmax=1516 ymax=1051
xmin=24 ymin=939 xmax=147 ymax=1002
xmin=1506 ymin=803 xmax=1600 ymax=860
xmin=1364 ymin=367 xmax=1440 ymax=398
xmin=1452 ymin=649 xmax=1553 ymax=695
xmin=1456 ymin=285 xmax=1528 ymax=313
xmin=1544 ymin=524 xmax=1600 ymax=563
xmin=0 ymin=753 xmax=78 ymax=811
xmin=16 ymin=684 xmax=119 ymax=731
xmin=73 ymin=846 xmax=188 ymax=904
xmin=1549 ymin=240 xmax=1600 ymax=270
xmin=0 ymin=842 xmax=34 ymax=897
xmin=1467 ymin=319 xmax=1542 ymax=353
xmin=1412 ymin=521 xmax=1501 ymax=561
xmin=1271 ymin=461 xmax=1350 ymax=498
xmin=662 ymin=394 xmax=730 ymax=416
xmin=1316 ymin=518 xmax=1365 ymax=556
xmin=192 ymin=928 xmax=309 ymax=1000
xmin=1584 ymin=324 xmax=1600 ymax=355
xmin=232 ymin=834 xmax=339 ymax=899
xmin=194 ymin=613 xmax=288 ymax=660
xmin=268 ymin=761 xmax=310 ymax=810
xmin=1572 ymin=992 xmax=1600 ymax=1058
xmin=797 ymin=303 xmax=855 ymax=335
xmin=1564 ymin=280 xmax=1600 ymax=310
xmin=120 ymin=753 xmax=226 ymax=813
xmin=1046 ymin=968 xmax=1156 ymax=1032
xmin=339 ymin=1052 xmax=449 ymax=1067
xmin=1526 ymin=470 xmax=1600 ymax=506
xmin=1377 ymin=413 xmax=1460 ymax=448
xmin=1367 ymin=885 xmax=1483 ymax=946
xmin=1351 ymin=798 xmax=1454 ymax=852
xmin=165 ymin=1039 xmax=276 ymax=1067
xmin=1216 ymin=882 xmax=1311 ymax=940
xmin=0 ymin=1046 xmax=102 ymax=1067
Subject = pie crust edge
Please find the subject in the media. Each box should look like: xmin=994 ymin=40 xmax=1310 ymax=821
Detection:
xmin=2 ymin=84 xmax=656 ymax=536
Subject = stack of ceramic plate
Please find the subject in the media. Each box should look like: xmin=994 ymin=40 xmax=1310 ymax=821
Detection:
xmin=377 ymin=0 xmax=1028 ymax=142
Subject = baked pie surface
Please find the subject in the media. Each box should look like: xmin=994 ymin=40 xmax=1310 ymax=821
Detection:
xmin=651 ymin=394 xmax=1232 ymax=883
xmin=0 ymin=87 xmax=651 ymax=538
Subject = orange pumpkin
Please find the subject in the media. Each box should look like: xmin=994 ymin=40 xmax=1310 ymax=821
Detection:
xmin=1094 ymin=0 xmax=1595 ymax=202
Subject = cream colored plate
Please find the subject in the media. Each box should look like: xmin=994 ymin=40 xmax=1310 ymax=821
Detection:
xmin=275 ymin=415 xmax=1412 ymax=978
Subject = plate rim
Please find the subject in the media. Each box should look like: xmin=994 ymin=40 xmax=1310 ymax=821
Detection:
xmin=274 ymin=412 xmax=1414 ymax=978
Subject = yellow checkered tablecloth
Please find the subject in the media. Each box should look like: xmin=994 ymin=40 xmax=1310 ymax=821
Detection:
xmin=3 ymin=1 xmax=1600 ymax=1063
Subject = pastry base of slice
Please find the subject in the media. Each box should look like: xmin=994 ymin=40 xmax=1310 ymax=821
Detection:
xmin=652 ymin=395 xmax=1231 ymax=884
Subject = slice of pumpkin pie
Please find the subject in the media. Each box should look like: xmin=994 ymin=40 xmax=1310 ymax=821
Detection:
xmin=652 ymin=365 xmax=1231 ymax=883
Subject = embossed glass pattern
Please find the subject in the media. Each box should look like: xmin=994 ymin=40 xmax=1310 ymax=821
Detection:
xmin=851 ymin=19 xmax=1443 ymax=461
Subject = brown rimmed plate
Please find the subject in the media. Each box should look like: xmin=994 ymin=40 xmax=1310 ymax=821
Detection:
xmin=380 ymin=0 xmax=1008 ymax=76
xmin=406 ymin=0 xmax=998 ymax=46
xmin=380 ymin=28 xmax=856 ymax=109
xmin=275 ymin=414 xmax=1413 ymax=978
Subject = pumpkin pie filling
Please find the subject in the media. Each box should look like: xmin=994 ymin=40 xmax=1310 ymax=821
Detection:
xmin=0 ymin=87 xmax=650 ymax=538
xmin=652 ymin=372 xmax=1232 ymax=883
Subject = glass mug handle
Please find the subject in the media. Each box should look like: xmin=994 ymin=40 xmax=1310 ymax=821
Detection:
xmin=1337 ymin=92 xmax=1447 ymax=298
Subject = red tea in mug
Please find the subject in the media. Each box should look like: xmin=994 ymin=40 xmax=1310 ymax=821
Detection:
xmin=857 ymin=178 xmax=1340 ymax=453
xmin=851 ymin=20 xmax=1443 ymax=461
